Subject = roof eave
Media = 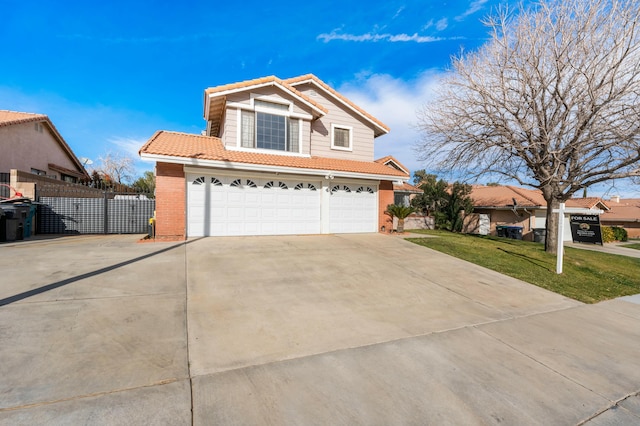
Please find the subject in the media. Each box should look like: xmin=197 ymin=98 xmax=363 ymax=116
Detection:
xmin=140 ymin=153 xmax=408 ymax=182
xmin=204 ymin=80 xmax=327 ymax=121
xmin=287 ymin=77 xmax=390 ymax=137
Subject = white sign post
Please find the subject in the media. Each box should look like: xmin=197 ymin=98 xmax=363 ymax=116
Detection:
xmin=556 ymin=202 xmax=565 ymax=274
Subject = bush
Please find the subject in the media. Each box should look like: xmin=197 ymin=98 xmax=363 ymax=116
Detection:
xmin=601 ymin=226 xmax=615 ymax=243
xmin=612 ymin=226 xmax=628 ymax=242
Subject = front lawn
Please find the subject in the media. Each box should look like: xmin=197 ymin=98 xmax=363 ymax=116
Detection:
xmin=621 ymin=243 xmax=640 ymax=250
xmin=406 ymin=230 xmax=640 ymax=303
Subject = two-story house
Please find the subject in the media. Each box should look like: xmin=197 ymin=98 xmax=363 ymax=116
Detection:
xmin=139 ymin=74 xmax=409 ymax=240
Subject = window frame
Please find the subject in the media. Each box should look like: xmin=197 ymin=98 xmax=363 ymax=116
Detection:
xmin=331 ymin=124 xmax=353 ymax=151
xmin=236 ymin=96 xmax=303 ymax=155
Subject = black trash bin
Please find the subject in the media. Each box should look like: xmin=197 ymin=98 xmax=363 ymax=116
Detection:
xmin=496 ymin=225 xmax=508 ymax=238
xmin=533 ymin=228 xmax=546 ymax=244
xmin=506 ymin=226 xmax=523 ymax=240
xmin=0 ymin=208 xmax=5 ymax=242
xmin=0 ymin=201 xmax=31 ymax=240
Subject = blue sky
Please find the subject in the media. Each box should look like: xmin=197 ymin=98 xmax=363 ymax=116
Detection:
xmin=1 ymin=0 xmax=636 ymax=197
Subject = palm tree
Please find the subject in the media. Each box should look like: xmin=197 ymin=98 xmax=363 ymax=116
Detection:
xmin=385 ymin=204 xmax=416 ymax=233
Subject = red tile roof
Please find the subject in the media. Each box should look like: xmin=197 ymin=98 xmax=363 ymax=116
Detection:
xmin=394 ymin=182 xmax=422 ymax=193
xmin=285 ymin=74 xmax=390 ymax=136
xmin=471 ymin=185 xmax=609 ymax=210
xmin=471 ymin=185 xmax=545 ymax=207
xmin=602 ymin=198 xmax=640 ymax=222
xmin=140 ymin=131 xmax=408 ymax=178
xmin=0 ymin=110 xmax=47 ymax=127
xmin=374 ymin=155 xmax=409 ymax=174
xmin=204 ymin=75 xmax=328 ymax=115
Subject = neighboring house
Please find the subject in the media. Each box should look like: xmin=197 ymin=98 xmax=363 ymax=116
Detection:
xmin=374 ymin=156 xmax=422 ymax=206
xmin=0 ymin=110 xmax=88 ymax=189
xmin=140 ymin=74 xmax=409 ymax=240
xmin=601 ymin=197 xmax=640 ymax=238
xmin=466 ymin=185 xmax=609 ymax=241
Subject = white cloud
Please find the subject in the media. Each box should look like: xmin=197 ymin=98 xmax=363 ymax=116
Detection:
xmin=436 ymin=18 xmax=449 ymax=31
xmin=317 ymin=31 xmax=454 ymax=43
xmin=338 ymin=72 xmax=444 ymax=175
xmin=455 ymin=0 xmax=489 ymax=22
xmin=392 ymin=6 xmax=405 ymax=19
xmin=108 ymin=136 xmax=149 ymax=159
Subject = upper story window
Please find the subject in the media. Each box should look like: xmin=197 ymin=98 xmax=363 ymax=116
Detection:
xmin=331 ymin=124 xmax=353 ymax=151
xmin=240 ymin=99 xmax=300 ymax=153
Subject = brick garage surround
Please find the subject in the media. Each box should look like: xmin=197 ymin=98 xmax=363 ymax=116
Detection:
xmin=155 ymin=162 xmax=186 ymax=241
xmin=378 ymin=180 xmax=394 ymax=233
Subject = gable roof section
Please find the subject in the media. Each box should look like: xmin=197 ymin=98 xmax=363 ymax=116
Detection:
xmin=285 ymin=74 xmax=390 ymax=137
xmin=566 ymin=197 xmax=610 ymax=210
xmin=204 ymin=76 xmax=328 ymax=135
xmin=0 ymin=110 xmax=88 ymax=177
xmin=374 ymin=155 xmax=410 ymax=175
xmin=140 ymin=131 xmax=408 ymax=179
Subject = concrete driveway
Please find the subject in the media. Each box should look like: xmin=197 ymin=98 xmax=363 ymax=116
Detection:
xmin=1 ymin=234 xmax=639 ymax=425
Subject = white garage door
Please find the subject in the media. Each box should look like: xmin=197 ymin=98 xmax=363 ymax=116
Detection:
xmin=329 ymin=184 xmax=378 ymax=233
xmin=187 ymin=174 xmax=321 ymax=237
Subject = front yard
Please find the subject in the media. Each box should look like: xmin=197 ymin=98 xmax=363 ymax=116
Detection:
xmin=407 ymin=230 xmax=640 ymax=303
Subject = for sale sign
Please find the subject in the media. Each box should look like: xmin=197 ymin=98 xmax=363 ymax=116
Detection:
xmin=569 ymin=214 xmax=603 ymax=245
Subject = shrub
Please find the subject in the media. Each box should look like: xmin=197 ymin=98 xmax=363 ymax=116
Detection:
xmin=611 ymin=226 xmax=628 ymax=242
xmin=601 ymin=226 xmax=615 ymax=243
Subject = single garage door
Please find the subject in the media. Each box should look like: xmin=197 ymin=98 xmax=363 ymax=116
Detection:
xmin=329 ymin=184 xmax=378 ymax=233
xmin=187 ymin=174 xmax=321 ymax=237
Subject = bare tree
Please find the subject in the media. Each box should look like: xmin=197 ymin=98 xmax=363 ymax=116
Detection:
xmin=416 ymin=0 xmax=640 ymax=253
xmin=96 ymin=151 xmax=135 ymax=185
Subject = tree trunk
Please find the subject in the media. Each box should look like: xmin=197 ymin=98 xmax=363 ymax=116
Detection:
xmin=397 ymin=218 xmax=405 ymax=233
xmin=545 ymin=198 xmax=559 ymax=254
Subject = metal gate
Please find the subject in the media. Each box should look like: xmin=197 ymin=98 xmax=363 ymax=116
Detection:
xmin=37 ymin=186 xmax=154 ymax=234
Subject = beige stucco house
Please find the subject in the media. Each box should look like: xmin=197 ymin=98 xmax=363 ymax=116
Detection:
xmin=466 ymin=185 xmax=609 ymax=242
xmin=0 ymin=110 xmax=88 ymax=192
xmin=140 ymin=74 xmax=409 ymax=240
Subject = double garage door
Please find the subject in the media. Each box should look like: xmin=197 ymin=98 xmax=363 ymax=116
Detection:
xmin=187 ymin=173 xmax=378 ymax=236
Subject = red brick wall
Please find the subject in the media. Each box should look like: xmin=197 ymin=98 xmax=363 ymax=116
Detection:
xmin=155 ymin=162 xmax=186 ymax=241
xmin=378 ymin=180 xmax=394 ymax=233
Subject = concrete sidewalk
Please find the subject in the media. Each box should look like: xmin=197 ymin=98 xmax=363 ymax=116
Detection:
xmin=565 ymin=241 xmax=640 ymax=258
xmin=0 ymin=234 xmax=639 ymax=425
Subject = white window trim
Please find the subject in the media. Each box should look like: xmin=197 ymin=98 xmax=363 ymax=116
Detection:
xmin=235 ymin=101 xmax=304 ymax=154
xmin=249 ymin=93 xmax=292 ymax=113
xmin=331 ymin=124 xmax=353 ymax=152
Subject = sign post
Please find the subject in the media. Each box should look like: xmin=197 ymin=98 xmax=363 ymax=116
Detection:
xmin=556 ymin=202 xmax=565 ymax=274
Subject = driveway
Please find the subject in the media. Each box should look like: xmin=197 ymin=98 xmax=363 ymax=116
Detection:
xmin=1 ymin=234 xmax=639 ymax=425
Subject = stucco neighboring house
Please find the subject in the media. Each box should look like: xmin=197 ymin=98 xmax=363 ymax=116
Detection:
xmin=373 ymin=156 xmax=422 ymax=206
xmin=0 ymin=110 xmax=88 ymax=189
xmin=139 ymin=74 xmax=409 ymax=240
xmin=466 ymin=185 xmax=609 ymax=242
xmin=601 ymin=197 xmax=640 ymax=238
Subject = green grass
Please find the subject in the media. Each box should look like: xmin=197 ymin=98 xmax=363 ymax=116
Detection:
xmin=620 ymin=243 xmax=640 ymax=250
xmin=406 ymin=230 xmax=640 ymax=303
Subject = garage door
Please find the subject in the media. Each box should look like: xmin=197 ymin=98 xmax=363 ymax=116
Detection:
xmin=329 ymin=184 xmax=378 ymax=233
xmin=187 ymin=174 xmax=321 ymax=237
